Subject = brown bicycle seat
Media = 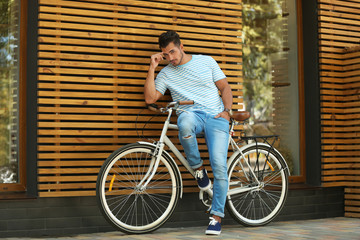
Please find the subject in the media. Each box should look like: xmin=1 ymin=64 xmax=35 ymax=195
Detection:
xmin=231 ymin=111 xmax=250 ymax=122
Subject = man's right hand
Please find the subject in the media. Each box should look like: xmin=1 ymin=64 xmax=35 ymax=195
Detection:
xmin=150 ymin=52 xmax=164 ymax=69
xmin=145 ymin=53 xmax=164 ymax=104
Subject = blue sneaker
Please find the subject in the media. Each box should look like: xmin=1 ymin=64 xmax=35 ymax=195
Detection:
xmin=205 ymin=217 xmax=221 ymax=235
xmin=195 ymin=168 xmax=211 ymax=190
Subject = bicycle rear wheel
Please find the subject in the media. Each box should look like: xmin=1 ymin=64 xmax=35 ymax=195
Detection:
xmin=96 ymin=143 xmax=181 ymax=234
xmin=226 ymin=144 xmax=289 ymax=226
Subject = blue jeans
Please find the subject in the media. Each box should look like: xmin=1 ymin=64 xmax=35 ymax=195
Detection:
xmin=177 ymin=110 xmax=229 ymax=218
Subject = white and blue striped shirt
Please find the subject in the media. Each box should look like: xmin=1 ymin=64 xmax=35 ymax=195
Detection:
xmin=155 ymin=55 xmax=226 ymax=115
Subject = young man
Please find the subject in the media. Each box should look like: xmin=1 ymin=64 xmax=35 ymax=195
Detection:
xmin=144 ymin=30 xmax=233 ymax=235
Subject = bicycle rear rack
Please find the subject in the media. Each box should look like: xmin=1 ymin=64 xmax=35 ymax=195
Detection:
xmin=241 ymin=135 xmax=279 ymax=146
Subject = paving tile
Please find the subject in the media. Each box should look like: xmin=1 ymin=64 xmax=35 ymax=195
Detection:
xmin=3 ymin=217 xmax=360 ymax=240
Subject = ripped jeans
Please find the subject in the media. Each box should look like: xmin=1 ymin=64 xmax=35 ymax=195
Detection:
xmin=177 ymin=110 xmax=229 ymax=218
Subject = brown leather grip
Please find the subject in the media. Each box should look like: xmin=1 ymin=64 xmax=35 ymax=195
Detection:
xmin=178 ymin=100 xmax=194 ymax=105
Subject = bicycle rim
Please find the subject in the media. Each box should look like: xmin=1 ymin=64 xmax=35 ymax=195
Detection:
xmin=226 ymin=145 xmax=288 ymax=226
xmin=96 ymin=144 xmax=180 ymax=233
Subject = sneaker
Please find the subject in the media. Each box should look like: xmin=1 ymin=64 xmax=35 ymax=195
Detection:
xmin=195 ymin=168 xmax=211 ymax=190
xmin=205 ymin=217 xmax=221 ymax=235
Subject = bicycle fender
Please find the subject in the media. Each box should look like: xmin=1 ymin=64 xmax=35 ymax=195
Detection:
xmin=228 ymin=142 xmax=291 ymax=176
xmin=137 ymin=141 xmax=184 ymax=198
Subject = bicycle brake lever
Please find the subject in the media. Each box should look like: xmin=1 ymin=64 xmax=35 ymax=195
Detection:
xmin=147 ymin=103 xmax=162 ymax=112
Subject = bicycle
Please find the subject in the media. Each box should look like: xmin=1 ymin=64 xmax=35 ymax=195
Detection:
xmin=96 ymin=101 xmax=290 ymax=234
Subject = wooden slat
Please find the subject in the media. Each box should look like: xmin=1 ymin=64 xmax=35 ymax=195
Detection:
xmin=37 ymin=0 xmax=243 ymax=197
xmin=319 ymin=0 xmax=360 ymax=9
xmin=345 ymin=188 xmax=360 ymax=216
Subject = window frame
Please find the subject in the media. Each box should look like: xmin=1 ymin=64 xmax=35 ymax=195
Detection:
xmin=288 ymin=0 xmax=306 ymax=184
xmin=0 ymin=0 xmax=27 ymax=193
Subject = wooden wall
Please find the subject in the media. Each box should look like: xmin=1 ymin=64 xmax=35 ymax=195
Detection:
xmin=342 ymin=47 xmax=360 ymax=218
xmin=318 ymin=0 xmax=360 ymax=217
xmin=37 ymin=0 xmax=243 ymax=197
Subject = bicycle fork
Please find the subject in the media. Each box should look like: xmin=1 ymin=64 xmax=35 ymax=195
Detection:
xmin=136 ymin=108 xmax=174 ymax=191
xmin=136 ymin=142 xmax=165 ymax=191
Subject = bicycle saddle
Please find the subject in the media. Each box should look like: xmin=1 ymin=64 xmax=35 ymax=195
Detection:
xmin=231 ymin=111 xmax=250 ymax=122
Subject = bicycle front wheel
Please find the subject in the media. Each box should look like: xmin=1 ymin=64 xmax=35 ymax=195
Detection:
xmin=226 ymin=144 xmax=289 ymax=226
xmin=96 ymin=143 xmax=181 ymax=234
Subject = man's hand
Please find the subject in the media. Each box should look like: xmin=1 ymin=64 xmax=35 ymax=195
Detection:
xmin=215 ymin=111 xmax=230 ymax=121
xmin=145 ymin=53 xmax=164 ymax=105
xmin=150 ymin=52 xmax=164 ymax=69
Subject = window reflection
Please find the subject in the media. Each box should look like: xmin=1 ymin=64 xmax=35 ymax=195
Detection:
xmin=0 ymin=0 xmax=20 ymax=183
xmin=242 ymin=0 xmax=299 ymax=175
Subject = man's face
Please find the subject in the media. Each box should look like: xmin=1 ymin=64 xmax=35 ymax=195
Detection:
xmin=161 ymin=42 xmax=184 ymax=66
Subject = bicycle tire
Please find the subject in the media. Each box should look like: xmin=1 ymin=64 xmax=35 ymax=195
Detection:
xmin=96 ymin=143 xmax=181 ymax=234
xmin=226 ymin=144 xmax=289 ymax=226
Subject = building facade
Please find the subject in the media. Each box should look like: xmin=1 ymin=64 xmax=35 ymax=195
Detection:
xmin=0 ymin=0 xmax=358 ymax=237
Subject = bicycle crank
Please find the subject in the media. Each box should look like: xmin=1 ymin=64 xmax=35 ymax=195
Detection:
xmin=199 ymin=189 xmax=212 ymax=207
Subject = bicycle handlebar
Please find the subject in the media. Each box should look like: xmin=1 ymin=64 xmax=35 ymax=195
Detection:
xmin=148 ymin=101 xmax=250 ymax=122
xmin=147 ymin=100 xmax=194 ymax=113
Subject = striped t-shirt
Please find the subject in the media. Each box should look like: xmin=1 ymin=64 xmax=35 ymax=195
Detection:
xmin=155 ymin=55 xmax=226 ymax=115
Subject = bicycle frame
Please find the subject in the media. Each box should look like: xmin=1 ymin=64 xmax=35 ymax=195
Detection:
xmin=137 ymin=106 xmax=273 ymax=199
xmin=137 ymin=107 xmax=193 ymax=191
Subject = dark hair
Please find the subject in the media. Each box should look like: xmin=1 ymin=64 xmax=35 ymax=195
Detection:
xmin=158 ymin=30 xmax=181 ymax=49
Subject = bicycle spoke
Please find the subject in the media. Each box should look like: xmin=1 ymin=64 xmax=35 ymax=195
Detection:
xmin=257 ymin=193 xmax=274 ymax=214
xmin=227 ymin=145 xmax=288 ymax=226
xmin=97 ymin=145 xmax=180 ymax=233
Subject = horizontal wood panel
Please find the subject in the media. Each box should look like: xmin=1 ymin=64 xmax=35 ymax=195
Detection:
xmin=38 ymin=8 xmax=242 ymax=30
xmin=323 ymin=163 xmax=360 ymax=169
xmin=40 ymin=0 xmax=243 ymax=16
xmin=38 ymin=14 xmax=240 ymax=36
xmin=38 ymin=37 xmax=243 ymax=56
xmin=38 ymin=22 xmax=244 ymax=44
xmin=38 ymin=0 xmax=244 ymax=197
xmin=39 ymin=4 xmax=242 ymax=24
xmin=37 ymin=50 xmax=243 ymax=64
xmin=318 ymin=0 xmax=360 ymax=218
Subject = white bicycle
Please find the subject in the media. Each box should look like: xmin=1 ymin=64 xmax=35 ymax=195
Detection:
xmin=96 ymin=101 xmax=290 ymax=234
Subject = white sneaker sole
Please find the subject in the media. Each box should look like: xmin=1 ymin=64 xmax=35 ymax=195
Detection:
xmin=205 ymin=230 xmax=221 ymax=235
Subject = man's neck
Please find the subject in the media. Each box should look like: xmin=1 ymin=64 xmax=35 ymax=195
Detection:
xmin=179 ymin=53 xmax=192 ymax=66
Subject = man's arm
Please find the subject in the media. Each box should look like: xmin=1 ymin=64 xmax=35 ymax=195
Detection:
xmin=215 ymin=78 xmax=233 ymax=120
xmin=144 ymin=53 xmax=164 ymax=105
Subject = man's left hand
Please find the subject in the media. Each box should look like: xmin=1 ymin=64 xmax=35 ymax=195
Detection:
xmin=215 ymin=111 xmax=230 ymax=121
